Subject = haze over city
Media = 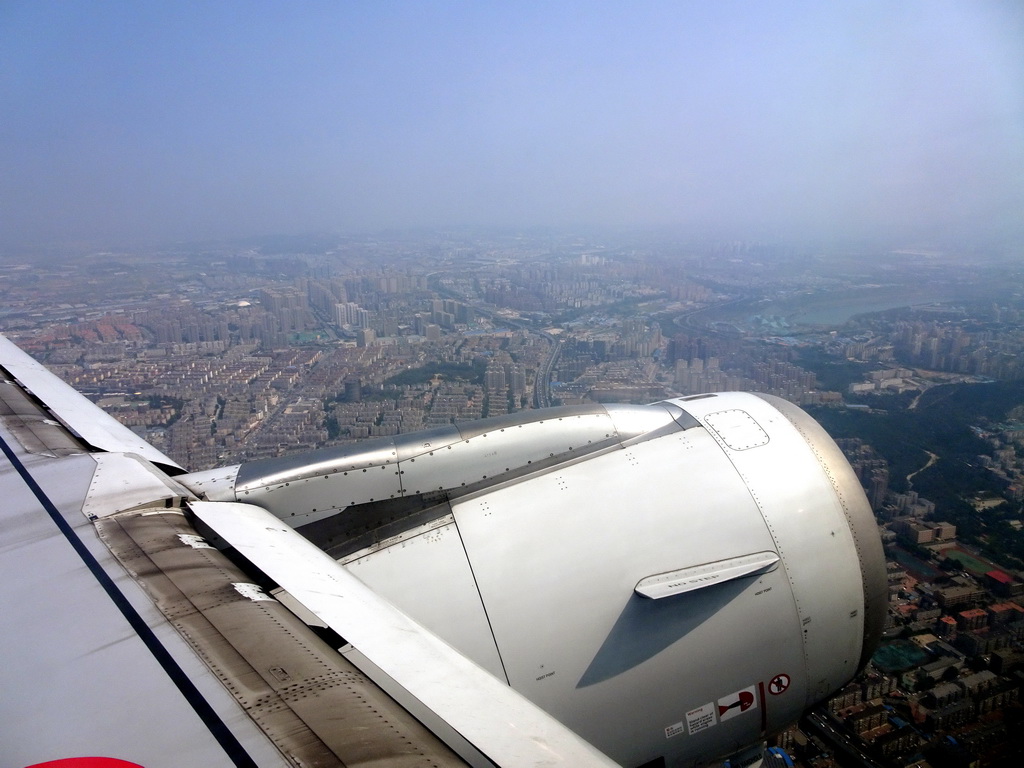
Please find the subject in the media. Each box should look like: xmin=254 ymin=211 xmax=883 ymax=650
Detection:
xmin=8 ymin=5 xmax=1024 ymax=765
xmin=2 ymin=0 xmax=1022 ymax=250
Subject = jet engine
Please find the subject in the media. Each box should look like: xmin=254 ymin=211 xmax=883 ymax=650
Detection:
xmin=182 ymin=391 xmax=886 ymax=768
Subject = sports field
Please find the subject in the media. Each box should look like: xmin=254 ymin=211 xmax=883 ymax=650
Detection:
xmin=942 ymin=547 xmax=998 ymax=576
xmin=872 ymin=639 xmax=931 ymax=674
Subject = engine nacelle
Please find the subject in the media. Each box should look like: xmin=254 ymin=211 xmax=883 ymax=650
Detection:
xmin=182 ymin=392 xmax=886 ymax=768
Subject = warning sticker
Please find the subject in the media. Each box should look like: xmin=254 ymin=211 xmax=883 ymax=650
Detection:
xmin=768 ymin=673 xmax=791 ymax=695
xmin=665 ymin=721 xmax=685 ymax=739
xmin=685 ymin=702 xmax=717 ymax=735
xmin=717 ymin=686 xmax=758 ymax=722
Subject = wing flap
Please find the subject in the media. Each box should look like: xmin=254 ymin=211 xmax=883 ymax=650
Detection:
xmin=99 ymin=507 xmax=467 ymax=767
xmin=0 ymin=335 xmax=182 ymax=470
xmin=191 ymin=500 xmax=619 ymax=768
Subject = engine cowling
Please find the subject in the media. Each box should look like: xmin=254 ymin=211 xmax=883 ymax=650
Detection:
xmin=183 ymin=392 xmax=886 ymax=768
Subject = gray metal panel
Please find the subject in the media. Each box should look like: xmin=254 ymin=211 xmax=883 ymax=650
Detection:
xmin=394 ymin=424 xmax=470 ymax=461
xmin=179 ymin=463 xmax=242 ymax=502
xmin=296 ymin=495 xmax=455 ymax=559
xmin=101 ymin=508 xmax=469 ymax=767
xmin=235 ymin=438 xmax=399 ymax=489
xmin=452 ymin=404 xmax=609 ymax=441
xmin=222 ymin=404 xmax=688 ymax=540
xmin=603 ymin=402 xmax=686 ymax=439
xmin=235 ymin=441 xmax=405 ymax=526
xmin=399 ymin=410 xmax=620 ymax=495
xmin=651 ymin=399 xmax=702 ymax=431
xmin=0 ymin=377 xmax=86 ymax=457
xmin=702 ymin=409 xmax=771 ymax=451
xmin=227 ymin=406 xmax=677 ymax=531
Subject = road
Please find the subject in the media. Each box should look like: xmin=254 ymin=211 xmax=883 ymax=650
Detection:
xmin=428 ymin=273 xmax=560 ymax=408
xmin=533 ymin=336 xmax=561 ymax=409
xmin=802 ymin=708 xmax=884 ymax=768
xmin=906 ymin=450 xmax=939 ymax=489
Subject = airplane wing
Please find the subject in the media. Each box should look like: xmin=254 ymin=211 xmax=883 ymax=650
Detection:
xmin=0 ymin=335 xmax=619 ymax=768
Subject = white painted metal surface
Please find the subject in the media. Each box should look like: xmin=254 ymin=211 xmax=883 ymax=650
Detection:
xmin=604 ymin=401 xmax=684 ymax=438
xmin=702 ymin=409 xmax=771 ymax=451
xmin=339 ymin=392 xmax=885 ymax=768
xmin=192 ymin=500 xmax=621 ymax=768
xmin=634 ymin=552 xmax=781 ymax=599
xmin=345 ymin=424 xmax=803 ymax=766
xmin=452 ymin=426 xmax=804 ymax=767
xmin=0 ymin=438 xmax=286 ymax=767
xmin=668 ymin=393 xmax=882 ymax=703
xmin=81 ymin=451 xmax=189 ymax=518
xmin=342 ymin=514 xmax=507 ymax=680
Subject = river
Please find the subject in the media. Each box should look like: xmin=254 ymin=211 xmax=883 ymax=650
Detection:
xmin=693 ymin=284 xmax=977 ymax=330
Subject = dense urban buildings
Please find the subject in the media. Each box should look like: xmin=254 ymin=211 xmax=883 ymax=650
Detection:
xmin=5 ymin=231 xmax=1024 ymax=766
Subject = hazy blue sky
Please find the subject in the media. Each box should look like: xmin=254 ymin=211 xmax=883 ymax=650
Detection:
xmin=2 ymin=1 xmax=1022 ymax=248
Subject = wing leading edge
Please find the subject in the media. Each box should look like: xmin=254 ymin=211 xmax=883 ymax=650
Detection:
xmin=0 ymin=334 xmax=182 ymax=470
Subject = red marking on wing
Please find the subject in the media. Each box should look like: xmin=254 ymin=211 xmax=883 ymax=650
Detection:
xmin=27 ymin=759 xmax=145 ymax=768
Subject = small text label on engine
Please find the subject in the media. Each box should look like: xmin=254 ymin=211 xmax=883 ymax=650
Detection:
xmin=685 ymin=702 xmax=717 ymax=735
